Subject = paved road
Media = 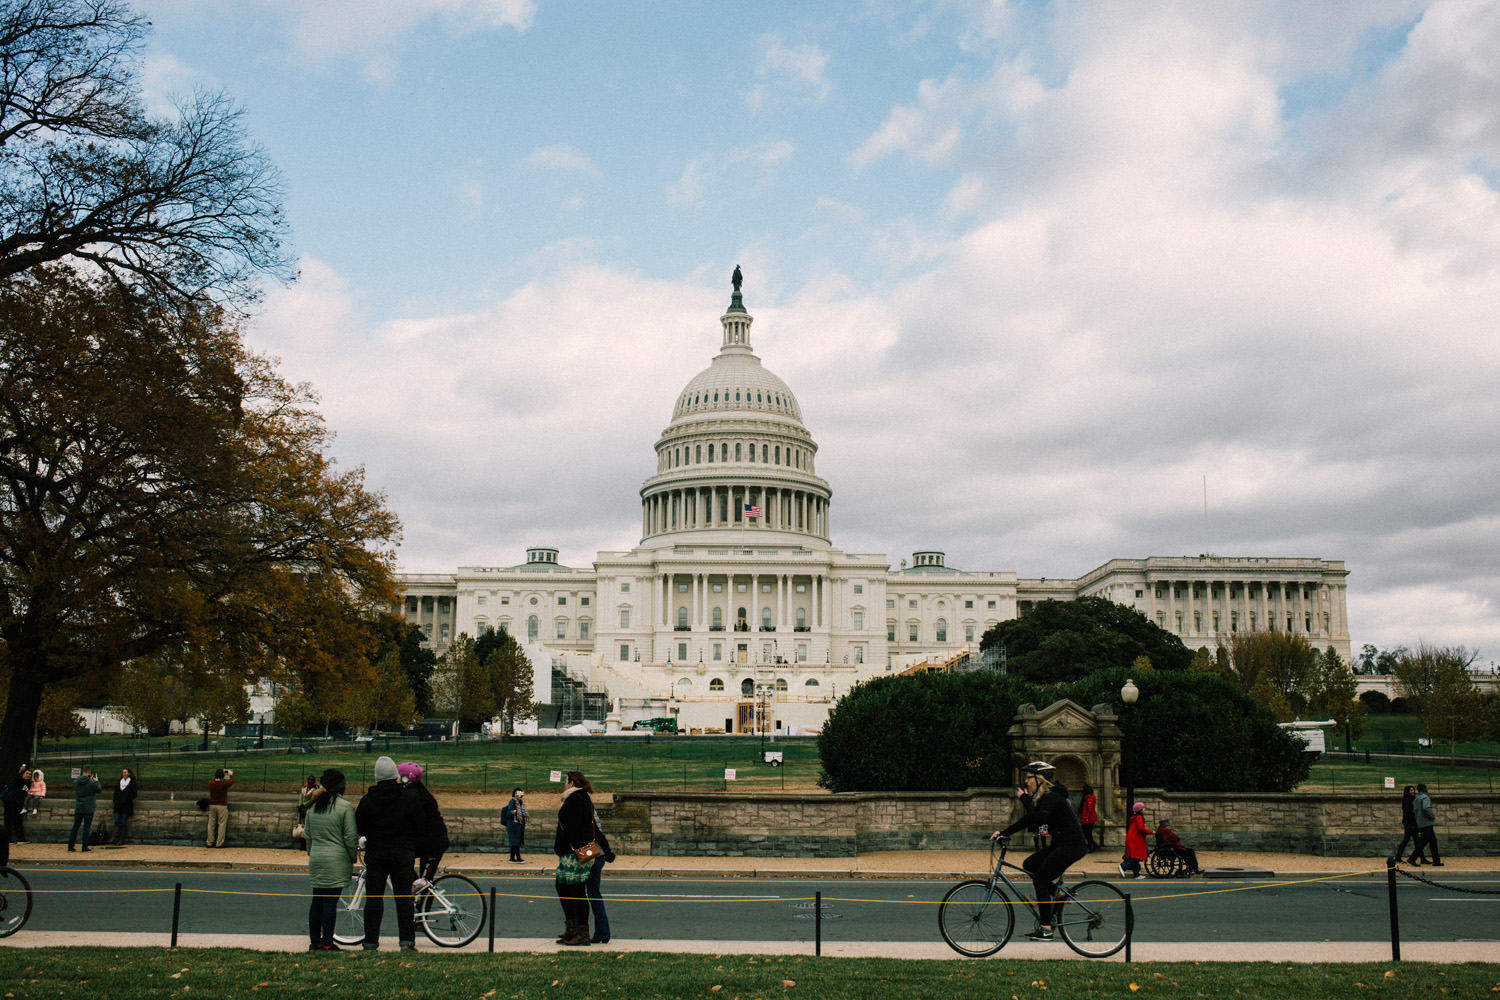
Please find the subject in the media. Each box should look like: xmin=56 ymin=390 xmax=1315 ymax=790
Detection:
xmin=10 ymin=865 xmax=1497 ymax=947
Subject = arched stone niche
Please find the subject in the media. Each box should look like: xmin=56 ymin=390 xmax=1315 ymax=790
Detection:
xmin=1007 ymin=699 xmax=1124 ymax=819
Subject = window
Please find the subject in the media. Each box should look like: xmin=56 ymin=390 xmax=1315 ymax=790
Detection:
xmin=886 ymin=599 xmax=895 ymax=609
xmin=735 ymin=443 xmax=742 ymax=460
xmin=530 ymin=596 xmax=538 ymax=605
xmin=710 ymin=678 xmax=724 ymax=691
xmin=713 ymin=607 xmax=723 ymax=628
xmin=797 ymin=644 xmax=807 ymax=662
xmin=775 ymin=678 xmax=788 ymax=692
xmin=581 ymin=596 xmax=589 ymax=606
xmin=965 ymin=624 xmax=975 ymax=642
xmin=762 ymin=444 xmax=768 ymax=461
xmin=1135 ymin=590 xmax=1144 ymax=599
xmin=621 ymin=583 xmax=630 ymax=593
xmin=854 ymin=584 xmax=863 ymax=594
xmin=909 ymin=623 xmax=919 ymax=642
xmin=852 ymin=611 xmax=864 ymax=629
xmin=677 ymin=607 xmax=688 ymax=628
xmin=796 ymin=583 xmax=806 ymax=593
xmin=737 ymin=583 xmax=746 ymax=593
xmin=678 ymin=581 xmax=688 ymax=592
xmin=854 ymin=645 xmax=864 ymax=663
xmin=440 ymin=624 xmax=449 ymax=640
xmin=477 ymin=596 xmax=487 ymax=606
xmin=805 ymin=677 xmax=820 ymax=688
xmin=988 ymin=600 xmax=996 ymax=609
xmin=696 ymin=445 xmax=702 ymax=462
xmin=620 ymin=610 xmax=631 ymax=627
xmin=761 ymin=583 xmax=771 ymax=593
xmin=556 ymin=620 xmax=567 ymax=639
xmin=678 ymin=642 xmax=687 ymax=660
xmin=558 ymin=596 xmax=567 ymax=605
xmin=424 ymin=623 xmax=433 ymax=636
xmin=527 ymin=616 xmax=538 ymax=640
xmin=964 ymin=600 xmax=972 ymax=608
xmin=620 ymin=644 xmax=630 ymax=661
xmin=763 ymin=643 xmax=773 ymax=660
xmin=713 ymin=582 xmax=723 ymax=592
xmin=501 ymin=596 xmax=510 ymax=605
xmin=936 ymin=618 xmax=947 ymax=642
xmin=713 ymin=643 xmax=722 ymax=661
xmin=580 ymin=620 xmax=590 ymax=640
xmin=775 ymin=446 xmax=781 ymax=463
xmin=762 ymin=608 xmax=772 ymax=628
xmin=742 ymin=678 xmax=754 ymax=696
xmin=709 ymin=443 xmax=715 ymax=461
xmin=796 ymin=608 xmax=806 ymax=628
xmin=887 ymin=621 xmax=896 ymax=641
xmin=908 ymin=600 xmax=917 ymax=608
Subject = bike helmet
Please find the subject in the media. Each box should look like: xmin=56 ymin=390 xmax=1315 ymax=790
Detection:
xmin=1021 ymin=760 xmax=1056 ymax=775
xmin=397 ymin=761 xmax=423 ymax=783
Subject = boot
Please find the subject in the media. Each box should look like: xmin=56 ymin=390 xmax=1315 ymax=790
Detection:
xmin=555 ymin=920 xmax=575 ymax=945
xmin=564 ymin=923 xmax=592 ymax=946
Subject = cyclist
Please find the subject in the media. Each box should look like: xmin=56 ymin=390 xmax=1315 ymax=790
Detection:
xmin=990 ymin=760 xmax=1087 ymax=942
xmin=397 ymin=762 xmax=449 ymax=893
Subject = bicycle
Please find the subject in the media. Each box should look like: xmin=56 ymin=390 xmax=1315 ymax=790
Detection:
xmin=332 ymin=859 xmax=486 ymax=947
xmin=0 ymin=865 xmax=33 ymax=937
xmin=938 ymin=836 xmax=1130 ymax=958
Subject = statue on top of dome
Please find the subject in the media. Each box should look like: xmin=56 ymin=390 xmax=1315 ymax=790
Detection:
xmin=732 ymin=264 xmax=743 ymax=293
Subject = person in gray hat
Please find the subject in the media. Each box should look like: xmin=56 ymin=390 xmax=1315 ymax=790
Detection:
xmin=354 ymin=755 xmax=421 ymax=950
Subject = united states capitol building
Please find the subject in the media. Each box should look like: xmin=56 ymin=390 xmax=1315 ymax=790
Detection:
xmin=397 ymin=276 xmax=1351 ymax=733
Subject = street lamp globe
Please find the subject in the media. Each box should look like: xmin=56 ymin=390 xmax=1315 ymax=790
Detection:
xmin=1121 ymin=678 xmax=1139 ymax=705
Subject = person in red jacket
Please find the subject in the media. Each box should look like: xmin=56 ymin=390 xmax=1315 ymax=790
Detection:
xmin=1118 ymin=802 xmax=1147 ymax=878
xmin=1078 ymin=784 xmax=1099 ymax=852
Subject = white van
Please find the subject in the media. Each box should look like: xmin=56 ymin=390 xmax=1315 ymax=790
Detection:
xmin=1278 ymin=720 xmax=1337 ymax=760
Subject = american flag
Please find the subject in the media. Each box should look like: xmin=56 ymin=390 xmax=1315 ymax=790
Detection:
xmin=743 ymin=503 xmax=762 ymax=519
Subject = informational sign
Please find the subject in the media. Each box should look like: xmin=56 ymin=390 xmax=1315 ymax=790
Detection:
xmin=1384 ymin=777 xmax=1395 ymax=789
xmin=725 ymin=768 xmax=737 ymax=781
xmin=71 ymin=767 xmax=81 ymax=779
xmin=550 ymin=770 xmax=562 ymax=783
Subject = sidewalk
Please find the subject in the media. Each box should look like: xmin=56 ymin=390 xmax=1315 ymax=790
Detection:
xmin=9 ymin=841 xmax=1495 ymax=878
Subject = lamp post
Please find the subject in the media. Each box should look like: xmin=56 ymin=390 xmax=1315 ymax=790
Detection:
xmin=1120 ymin=677 xmax=1139 ymax=821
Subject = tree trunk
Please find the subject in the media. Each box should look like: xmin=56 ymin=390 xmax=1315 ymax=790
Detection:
xmin=0 ymin=652 xmax=48 ymax=781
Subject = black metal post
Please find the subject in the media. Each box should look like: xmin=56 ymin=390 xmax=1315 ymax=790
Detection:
xmin=1386 ymin=856 xmax=1401 ymax=962
xmin=1124 ymin=703 xmax=1135 ymax=825
xmin=815 ymin=890 xmax=821 ymax=957
xmin=171 ymin=882 xmax=182 ymax=947
xmin=1124 ymin=893 xmax=1134 ymax=962
xmin=488 ymin=887 xmax=497 ymax=953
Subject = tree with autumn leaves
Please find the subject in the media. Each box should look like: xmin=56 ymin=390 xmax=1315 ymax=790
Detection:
xmin=0 ymin=265 xmax=401 ymax=777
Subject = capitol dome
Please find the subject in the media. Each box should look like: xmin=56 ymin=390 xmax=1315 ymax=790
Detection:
xmin=639 ymin=273 xmax=832 ymax=548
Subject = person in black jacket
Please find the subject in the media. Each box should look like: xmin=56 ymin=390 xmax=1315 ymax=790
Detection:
xmin=354 ymin=756 xmax=421 ymax=951
xmin=553 ymin=770 xmax=596 ymax=946
xmin=111 ymin=768 xmax=138 ymax=845
xmin=991 ymin=761 xmax=1088 ymax=942
xmin=397 ymin=762 xmax=449 ymax=889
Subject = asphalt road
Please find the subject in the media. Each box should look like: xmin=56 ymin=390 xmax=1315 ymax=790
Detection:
xmin=9 ymin=866 xmax=1496 ymax=946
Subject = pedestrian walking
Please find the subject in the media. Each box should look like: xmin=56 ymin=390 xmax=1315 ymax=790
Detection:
xmin=585 ymin=807 xmax=616 ymax=943
xmin=3 ymin=765 xmax=30 ymax=844
xmin=1118 ymin=801 xmax=1147 ymax=878
xmin=398 ymin=762 xmax=449 ymax=890
xmin=205 ymin=768 xmax=236 ymax=847
xmin=501 ymin=787 xmax=528 ymax=863
xmin=553 ymin=770 xmax=597 ymax=946
xmin=354 ymin=755 xmax=421 ymax=951
xmin=67 ymin=766 xmax=102 ymax=852
xmin=1411 ymin=783 xmax=1442 ymax=866
xmin=24 ymin=768 xmax=45 ymax=816
xmin=1079 ymin=784 xmax=1099 ymax=851
xmin=305 ymin=767 xmax=359 ymax=951
xmin=1395 ymin=785 xmax=1422 ymax=863
xmin=111 ymin=768 xmax=138 ymax=845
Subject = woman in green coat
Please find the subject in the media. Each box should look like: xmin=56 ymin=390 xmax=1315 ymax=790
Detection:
xmin=305 ymin=768 xmax=359 ymax=951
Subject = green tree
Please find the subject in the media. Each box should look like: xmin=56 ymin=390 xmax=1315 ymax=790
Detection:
xmin=1394 ymin=644 xmax=1475 ymax=725
xmin=431 ymin=634 xmax=497 ymax=730
xmin=1306 ymin=646 xmax=1365 ymax=750
xmin=371 ymin=651 xmax=418 ymax=731
xmin=1188 ymin=647 xmax=1217 ymax=674
xmin=486 ymin=635 xmax=536 ymax=734
xmin=0 ymin=266 xmax=399 ymax=781
xmin=1226 ymin=631 xmax=1318 ymax=717
xmin=1422 ymin=656 xmax=1486 ymax=749
xmin=0 ymin=0 xmax=291 ymax=304
xmin=979 ymin=596 xmax=1191 ymax=684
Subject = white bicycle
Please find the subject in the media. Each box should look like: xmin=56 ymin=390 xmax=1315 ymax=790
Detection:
xmin=333 ymin=857 xmax=486 ymax=948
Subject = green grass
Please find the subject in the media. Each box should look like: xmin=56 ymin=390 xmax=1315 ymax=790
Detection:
xmin=1 ymin=949 xmax=1495 ymax=1000
xmin=32 ymin=737 xmax=827 ymax=795
xmin=1297 ymin=759 xmax=1499 ymax=794
xmin=1347 ymin=714 xmax=1500 ymax=759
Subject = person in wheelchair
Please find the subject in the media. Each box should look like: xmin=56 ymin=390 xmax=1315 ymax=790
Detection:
xmin=990 ymin=761 xmax=1087 ymax=942
xmin=1153 ymin=818 xmax=1201 ymax=876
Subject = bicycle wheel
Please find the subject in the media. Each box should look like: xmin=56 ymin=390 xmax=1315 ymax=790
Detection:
xmin=1056 ymin=880 xmax=1128 ymax=958
xmin=0 ymin=867 xmax=33 ymax=937
xmin=938 ymin=879 xmax=1014 ymax=957
xmin=420 ymin=874 xmax=485 ymax=947
xmin=331 ymin=876 xmax=367 ymax=946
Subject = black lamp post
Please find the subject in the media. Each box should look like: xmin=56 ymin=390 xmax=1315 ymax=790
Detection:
xmin=1120 ymin=677 xmax=1139 ymax=820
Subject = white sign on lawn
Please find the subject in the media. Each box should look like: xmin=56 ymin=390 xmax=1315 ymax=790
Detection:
xmin=551 ymin=770 xmax=562 ymax=783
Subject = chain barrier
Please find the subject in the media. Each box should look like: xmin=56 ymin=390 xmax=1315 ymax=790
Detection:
xmin=1390 ymin=862 xmax=1500 ymax=895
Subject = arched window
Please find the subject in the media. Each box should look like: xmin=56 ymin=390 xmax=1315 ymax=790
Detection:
xmin=709 ymin=678 xmax=724 ymax=691
xmin=527 ymin=615 xmax=538 ymax=640
xmin=678 ymin=607 xmax=688 ymax=628
xmin=805 ymin=677 xmax=820 ymax=687
xmin=735 ymin=443 xmax=742 ymax=460
xmin=741 ymin=678 xmax=754 ymax=697
xmin=747 ymin=441 xmax=755 ymax=461
xmin=775 ymin=678 xmax=788 ymax=692
xmin=762 ymin=444 xmax=768 ymax=462
xmin=709 ymin=443 xmax=715 ymax=461
xmin=796 ymin=608 xmax=806 ymax=629
xmin=556 ymin=620 xmax=567 ymax=639
xmin=775 ymin=446 xmax=780 ymax=464
xmin=696 ymin=444 xmax=701 ymax=462
xmin=762 ymin=608 xmax=772 ymax=628
xmin=936 ymin=618 xmax=948 ymax=642
xmin=713 ymin=607 xmax=723 ymax=628
xmin=737 ymin=607 xmax=747 ymax=629
xmin=677 ymin=677 xmax=692 ymax=690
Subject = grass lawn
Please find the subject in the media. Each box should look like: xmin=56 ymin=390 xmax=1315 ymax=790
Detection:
xmin=1298 ymin=759 xmax=1499 ymax=794
xmin=31 ymin=737 xmax=828 ymax=795
xmin=3 ymin=949 xmax=1496 ymax=1000
xmin=1346 ymin=714 xmax=1500 ymax=759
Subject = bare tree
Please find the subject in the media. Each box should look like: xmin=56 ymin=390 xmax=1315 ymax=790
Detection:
xmin=0 ymin=0 xmax=291 ymax=303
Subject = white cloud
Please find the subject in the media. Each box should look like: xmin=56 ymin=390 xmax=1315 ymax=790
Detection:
xmin=746 ymin=34 xmax=832 ymax=114
xmin=139 ymin=53 xmax=207 ymax=116
xmin=668 ymin=141 xmax=795 ymax=204
xmin=523 ymin=144 xmax=601 ymax=176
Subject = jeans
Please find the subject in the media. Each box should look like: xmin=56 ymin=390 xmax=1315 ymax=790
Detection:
xmin=68 ymin=810 xmax=94 ymax=849
xmin=113 ymin=811 xmax=129 ymax=843
xmin=585 ymin=857 xmax=611 ymax=940
xmin=1415 ymin=826 xmax=1441 ymax=864
xmin=309 ymin=885 xmax=342 ymax=946
xmin=1396 ymin=823 xmax=1420 ymax=861
xmin=362 ymin=846 xmax=416 ymax=947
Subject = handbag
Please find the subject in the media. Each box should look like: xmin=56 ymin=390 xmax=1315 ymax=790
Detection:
xmin=291 ymin=823 xmax=305 ymax=840
xmin=573 ymin=839 xmax=602 ymax=863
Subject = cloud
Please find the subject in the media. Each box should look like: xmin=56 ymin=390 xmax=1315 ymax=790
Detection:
xmin=746 ymin=34 xmax=832 ymax=114
xmin=668 ymin=141 xmax=795 ymax=204
xmin=138 ymin=53 xmax=207 ymax=116
xmin=523 ymin=144 xmax=602 ymax=176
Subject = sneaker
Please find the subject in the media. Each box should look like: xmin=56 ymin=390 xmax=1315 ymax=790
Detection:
xmin=1117 ymin=863 xmax=1129 ymax=877
xmin=399 ymin=941 xmax=416 ymax=952
xmin=1133 ymin=872 xmax=1145 ymax=879
xmin=1024 ymin=928 xmax=1054 ymax=941
xmin=412 ymin=877 xmax=430 ymax=893
xmin=308 ymin=944 xmax=321 ymax=952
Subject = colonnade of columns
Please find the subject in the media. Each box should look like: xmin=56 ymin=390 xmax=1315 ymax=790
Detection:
xmin=656 ymin=571 xmax=829 ymax=631
xmin=641 ymin=484 xmax=829 ymax=539
xmin=1144 ymin=578 xmax=1344 ymax=640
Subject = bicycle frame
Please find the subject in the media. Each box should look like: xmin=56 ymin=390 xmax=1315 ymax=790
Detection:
xmin=984 ymin=841 xmax=1084 ymax=929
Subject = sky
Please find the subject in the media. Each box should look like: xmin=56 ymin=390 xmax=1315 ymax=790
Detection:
xmin=135 ymin=1 xmax=1500 ymax=665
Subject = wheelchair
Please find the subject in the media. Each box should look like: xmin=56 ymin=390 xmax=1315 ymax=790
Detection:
xmin=1145 ymin=845 xmax=1192 ymax=879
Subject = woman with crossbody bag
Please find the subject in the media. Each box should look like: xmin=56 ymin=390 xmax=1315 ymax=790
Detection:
xmin=553 ymin=771 xmax=599 ymax=946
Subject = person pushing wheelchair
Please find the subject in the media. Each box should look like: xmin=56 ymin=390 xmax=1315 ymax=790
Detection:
xmin=990 ymin=761 xmax=1088 ymax=942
